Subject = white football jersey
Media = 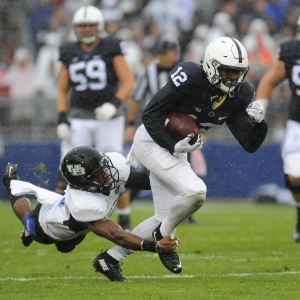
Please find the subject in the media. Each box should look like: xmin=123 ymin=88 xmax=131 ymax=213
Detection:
xmin=11 ymin=152 xmax=130 ymax=240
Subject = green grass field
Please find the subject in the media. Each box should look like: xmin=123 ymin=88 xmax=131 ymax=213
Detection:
xmin=1 ymin=199 xmax=300 ymax=300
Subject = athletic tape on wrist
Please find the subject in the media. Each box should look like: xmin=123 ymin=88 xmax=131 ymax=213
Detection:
xmin=141 ymin=240 xmax=157 ymax=252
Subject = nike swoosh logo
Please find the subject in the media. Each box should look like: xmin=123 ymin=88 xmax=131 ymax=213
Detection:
xmin=153 ymin=231 xmax=157 ymax=242
xmin=218 ymin=116 xmax=228 ymax=121
xmin=177 ymin=262 xmax=182 ymax=269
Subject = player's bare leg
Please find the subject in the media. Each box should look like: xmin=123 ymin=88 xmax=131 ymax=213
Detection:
xmin=2 ymin=163 xmax=33 ymax=246
xmin=11 ymin=197 xmax=32 ymax=223
xmin=11 ymin=197 xmax=34 ymax=247
xmin=116 ymin=189 xmax=131 ymax=232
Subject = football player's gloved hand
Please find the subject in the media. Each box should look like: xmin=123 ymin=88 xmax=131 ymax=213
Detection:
xmin=246 ymin=101 xmax=264 ymax=123
xmin=57 ymin=112 xmax=71 ymax=140
xmin=174 ymin=133 xmax=204 ymax=154
xmin=95 ymin=103 xmax=117 ymax=121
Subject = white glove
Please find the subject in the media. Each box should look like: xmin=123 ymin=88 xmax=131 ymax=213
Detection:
xmin=57 ymin=123 xmax=71 ymax=140
xmin=246 ymin=101 xmax=264 ymax=123
xmin=95 ymin=103 xmax=117 ymax=121
xmin=255 ymin=98 xmax=269 ymax=117
xmin=174 ymin=134 xmax=204 ymax=154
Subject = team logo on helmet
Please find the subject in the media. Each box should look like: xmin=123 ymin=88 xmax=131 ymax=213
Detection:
xmin=66 ymin=164 xmax=86 ymax=176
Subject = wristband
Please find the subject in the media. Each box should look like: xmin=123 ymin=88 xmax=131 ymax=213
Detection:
xmin=141 ymin=240 xmax=157 ymax=252
xmin=128 ymin=121 xmax=135 ymax=126
xmin=57 ymin=112 xmax=70 ymax=125
xmin=110 ymin=96 xmax=122 ymax=108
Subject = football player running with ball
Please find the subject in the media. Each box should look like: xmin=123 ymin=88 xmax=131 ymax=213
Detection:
xmin=99 ymin=37 xmax=268 ymax=279
xmin=55 ymin=5 xmax=134 ymax=231
xmin=2 ymin=146 xmax=179 ymax=282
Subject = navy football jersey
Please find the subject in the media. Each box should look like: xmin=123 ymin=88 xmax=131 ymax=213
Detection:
xmin=142 ymin=61 xmax=268 ymax=154
xmin=278 ymin=39 xmax=300 ymax=122
xmin=59 ymin=36 xmax=124 ymax=111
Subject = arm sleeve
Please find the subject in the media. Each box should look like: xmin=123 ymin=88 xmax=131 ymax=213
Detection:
xmin=227 ymin=110 xmax=268 ymax=153
xmin=124 ymin=171 xmax=151 ymax=190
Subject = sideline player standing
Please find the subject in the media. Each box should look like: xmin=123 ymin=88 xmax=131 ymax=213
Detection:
xmin=97 ymin=37 xmax=268 ymax=279
xmin=55 ymin=6 xmax=134 ymax=231
xmin=256 ymin=15 xmax=300 ymax=242
xmin=2 ymin=146 xmax=179 ymax=281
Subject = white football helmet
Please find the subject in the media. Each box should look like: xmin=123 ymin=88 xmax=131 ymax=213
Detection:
xmin=203 ymin=37 xmax=249 ymax=97
xmin=72 ymin=6 xmax=104 ymax=44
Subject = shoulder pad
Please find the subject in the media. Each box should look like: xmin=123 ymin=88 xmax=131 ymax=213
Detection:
xmin=168 ymin=62 xmax=205 ymax=92
xmin=102 ymin=36 xmax=125 ymax=55
xmin=279 ymin=39 xmax=300 ymax=60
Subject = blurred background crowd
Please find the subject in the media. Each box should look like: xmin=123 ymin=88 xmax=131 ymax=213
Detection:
xmin=0 ymin=0 xmax=298 ymax=144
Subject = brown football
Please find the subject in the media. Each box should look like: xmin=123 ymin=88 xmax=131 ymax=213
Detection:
xmin=164 ymin=112 xmax=198 ymax=145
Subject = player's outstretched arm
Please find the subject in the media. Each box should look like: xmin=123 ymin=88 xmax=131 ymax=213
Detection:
xmin=113 ymin=55 xmax=135 ymax=101
xmin=86 ymin=219 xmax=179 ymax=252
xmin=256 ymin=59 xmax=286 ymax=114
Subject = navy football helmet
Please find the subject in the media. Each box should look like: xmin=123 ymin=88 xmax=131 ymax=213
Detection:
xmin=61 ymin=146 xmax=118 ymax=193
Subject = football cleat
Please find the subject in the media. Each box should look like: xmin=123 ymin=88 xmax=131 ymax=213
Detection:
xmin=2 ymin=163 xmax=19 ymax=187
xmin=153 ymin=224 xmax=182 ymax=274
xmin=118 ymin=215 xmax=131 ymax=232
xmin=21 ymin=229 xmax=33 ymax=247
xmin=293 ymin=226 xmax=300 ymax=243
xmin=92 ymin=250 xmax=126 ymax=282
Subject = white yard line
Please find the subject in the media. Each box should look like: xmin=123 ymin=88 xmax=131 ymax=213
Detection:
xmin=1 ymin=271 xmax=300 ymax=281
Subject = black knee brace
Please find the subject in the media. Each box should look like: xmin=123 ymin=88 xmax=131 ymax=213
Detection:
xmin=285 ymin=174 xmax=300 ymax=194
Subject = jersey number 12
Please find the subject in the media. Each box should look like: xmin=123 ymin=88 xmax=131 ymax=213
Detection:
xmin=171 ymin=66 xmax=187 ymax=87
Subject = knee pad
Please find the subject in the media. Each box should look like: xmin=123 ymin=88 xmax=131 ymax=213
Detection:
xmin=193 ymin=193 xmax=206 ymax=208
xmin=185 ymin=177 xmax=207 ymax=199
xmin=285 ymin=174 xmax=300 ymax=194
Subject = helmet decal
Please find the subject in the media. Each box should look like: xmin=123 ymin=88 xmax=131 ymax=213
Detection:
xmin=66 ymin=164 xmax=86 ymax=176
xmin=230 ymin=38 xmax=242 ymax=63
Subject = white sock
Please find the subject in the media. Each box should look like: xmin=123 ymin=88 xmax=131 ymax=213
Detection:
xmin=115 ymin=206 xmax=131 ymax=215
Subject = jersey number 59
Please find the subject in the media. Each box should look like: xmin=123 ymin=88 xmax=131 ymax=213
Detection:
xmin=69 ymin=59 xmax=107 ymax=91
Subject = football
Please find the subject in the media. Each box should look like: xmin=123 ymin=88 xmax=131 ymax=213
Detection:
xmin=164 ymin=112 xmax=199 ymax=144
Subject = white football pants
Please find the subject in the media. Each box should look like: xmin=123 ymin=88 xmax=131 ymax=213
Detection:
xmin=59 ymin=116 xmax=125 ymax=165
xmin=282 ymin=120 xmax=300 ymax=177
xmin=108 ymin=124 xmax=206 ymax=261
